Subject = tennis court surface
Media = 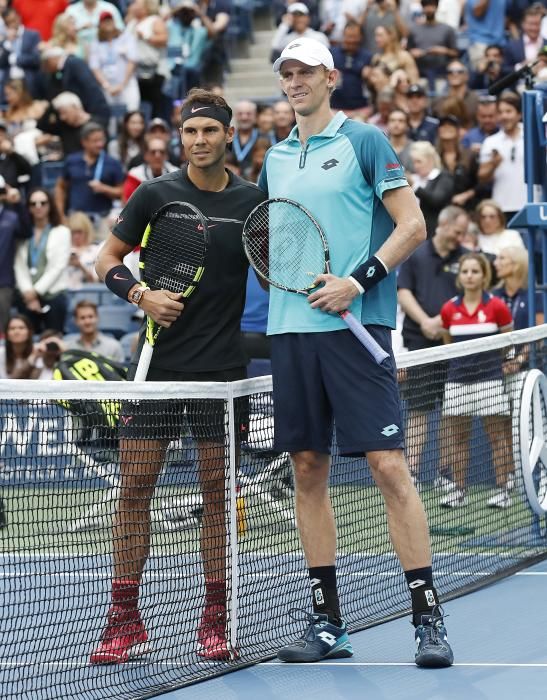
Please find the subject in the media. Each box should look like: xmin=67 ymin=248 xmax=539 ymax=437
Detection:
xmin=157 ymin=558 xmax=547 ymax=700
xmin=2 ymin=326 xmax=547 ymax=699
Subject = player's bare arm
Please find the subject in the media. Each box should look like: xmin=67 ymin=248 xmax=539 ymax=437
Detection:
xmin=309 ymin=186 xmax=426 ymax=313
xmin=96 ymin=234 xmax=185 ymax=328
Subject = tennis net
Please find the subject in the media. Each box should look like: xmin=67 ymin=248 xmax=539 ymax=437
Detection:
xmin=2 ymin=325 xmax=547 ymax=699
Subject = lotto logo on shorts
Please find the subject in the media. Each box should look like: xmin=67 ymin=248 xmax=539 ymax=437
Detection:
xmin=381 ymin=424 xmax=399 ymax=437
xmin=425 ymin=589 xmax=436 ymax=607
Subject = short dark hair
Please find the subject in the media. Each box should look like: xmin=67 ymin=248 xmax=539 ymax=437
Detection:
xmin=80 ymin=121 xmax=105 ymax=140
xmin=344 ymin=20 xmax=363 ymax=34
xmin=524 ymin=3 xmax=544 ymax=19
xmin=387 ymin=108 xmax=409 ymax=124
xmin=74 ymin=300 xmax=98 ymax=317
xmin=180 ymin=88 xmax=232 ymax=128
xmin=498 ymin=90 xmax=521 ymax=113
xmin=485 ymin=43 xmax=504 ymax=55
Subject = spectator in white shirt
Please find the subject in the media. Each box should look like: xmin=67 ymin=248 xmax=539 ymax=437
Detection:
xmin=271 ymin=3 xmax=329 ymax=64
xmin=478 ymin=91 xmax=526 ymax=221
xmin=475 ymin=199 xmax=524 ymax=257
xmin=66 ymin=211 xmax=101 ymax=289
xmin=14 ymin=187 xmax=71 ymax=334
xmin=320 ymin=0 xmax=367 ymax=44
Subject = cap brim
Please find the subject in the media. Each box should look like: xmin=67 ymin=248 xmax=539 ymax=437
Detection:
xmin=273 ymin=55 xmax=322 ymax=73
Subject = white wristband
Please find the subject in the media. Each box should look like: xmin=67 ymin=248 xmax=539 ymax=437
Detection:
xmin=376 ymin=256 xmax=389 ymax=274
xmin=348 ymin=276 xmax=365 ymax=295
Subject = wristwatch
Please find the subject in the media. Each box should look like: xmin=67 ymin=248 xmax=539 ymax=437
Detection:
xmin=129 ymin=286 xmax=148 ymax=306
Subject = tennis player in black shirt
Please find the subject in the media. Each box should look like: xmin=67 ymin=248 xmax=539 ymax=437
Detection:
xmin=91 ymin=89 xmax=266 ymax=664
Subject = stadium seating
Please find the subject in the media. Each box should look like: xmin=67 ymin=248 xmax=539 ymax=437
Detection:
xmin=67 ymin=284 xmax=128 ymax=310
xmin=120 ymin=331 xmax=138 ymax=362
xmin=40 ymin=160 xmax=64 ymax=191
xmin=97 ymin=305 xmax=140 ymax=339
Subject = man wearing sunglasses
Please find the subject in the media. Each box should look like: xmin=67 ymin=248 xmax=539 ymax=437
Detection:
xmin=122 ymin=135 xmax=178 ymax=203
xmin=432 ymin=60 xmax=478 ymax=126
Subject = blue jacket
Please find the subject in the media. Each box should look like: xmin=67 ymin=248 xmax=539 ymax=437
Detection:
xmin=0 ymin=28 xmax=41 ymax=96
xmin=503 ymin=35 xmax=547 ymax=69
xmin=0 ymin=205 xmax=30 ymax=288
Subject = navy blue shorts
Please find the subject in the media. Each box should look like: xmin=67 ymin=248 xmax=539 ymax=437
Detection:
xmin=270 ymin=327 xmax=404 ymax=457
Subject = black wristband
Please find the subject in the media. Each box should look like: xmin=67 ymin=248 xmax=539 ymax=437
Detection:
xmin=350 ymin=255 xmax=388 ymax=293
xmin=104 ymin=264 xmax=139 ymax=301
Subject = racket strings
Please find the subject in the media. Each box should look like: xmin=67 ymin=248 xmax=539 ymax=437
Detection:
xmin=143 ymin=209 xmax=206 ymax=294
xmin=245 ymin=202 xmax=326 ymax=292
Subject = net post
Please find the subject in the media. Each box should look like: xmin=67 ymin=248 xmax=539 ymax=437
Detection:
xmin=225 ymin=381 xmax=239 ymax=654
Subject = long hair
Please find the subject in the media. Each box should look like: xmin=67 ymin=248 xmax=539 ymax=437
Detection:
xmin=5 ymin=78 xmax=33 ymax=109
xmin=118 ymin=110 xmax=146 ymax=165
xmin=50 ymin=12 xmax=74 ymax=48
xmin=5 ymin=315 xmax=34 ymax=375
xmin=26 ymin=188 xmax=62 ymax=228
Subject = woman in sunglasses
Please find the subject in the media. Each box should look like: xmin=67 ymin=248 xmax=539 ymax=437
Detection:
xmin=13 ymin=188 xmax=71 ymax=333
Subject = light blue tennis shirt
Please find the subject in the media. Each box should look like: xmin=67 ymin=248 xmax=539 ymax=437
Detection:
xmin=257 ymin=111 xmax=407 ymax=335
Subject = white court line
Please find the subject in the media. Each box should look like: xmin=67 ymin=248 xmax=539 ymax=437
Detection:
xmin=268 ymin=662 xmax=547 ymax=668
xmin=2 ymin=661 xmax=547 ymax=669
xmin=0 ymin=571 xmax=496 ymax=579
xmin=0 ymin=551 xmax=519 ymax=559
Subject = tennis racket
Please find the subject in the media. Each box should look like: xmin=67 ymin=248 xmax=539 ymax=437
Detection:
xmin=242 ymin=198 xmax=390 ymax=366
xmin=133 ymin=201 xmax=208 ymax=381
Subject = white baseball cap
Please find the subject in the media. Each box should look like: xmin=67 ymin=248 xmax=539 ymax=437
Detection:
xmin=273 ymin=38 xmax=334 ymax=73
xmin=287 ymin=2 xmax=309 ymax=13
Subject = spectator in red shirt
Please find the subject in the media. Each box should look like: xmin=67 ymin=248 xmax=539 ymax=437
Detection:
xmin=440 ymin=252 xmax=513 ymax=509
xmin=12 ymin=0 xmax=69 ymax=42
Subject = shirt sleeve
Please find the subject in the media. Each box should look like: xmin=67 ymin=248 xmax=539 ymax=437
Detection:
xmin=440 ymin=301 xmax=452 ymax=330
xmin=62 ymin=156 xmax=72 ymax=182
xmin=257 ymin=151 xmax=270 ymax=195
xmin=494 ymin=296 xmax=513 ymax=329
xmin=479 ymin=134 xmax=496 ymax=164
xmin=107 ymin=158 xmax=125 ymax=185
xmin=111 ymin=182 xmax=154 ymax=247
xmin=396 ymin=257 xmax=415 ymax=291
xmin=125 ymin=33 xmax=139 ymax=63
xmin=347 ymin=123 xmax=408 ymax=199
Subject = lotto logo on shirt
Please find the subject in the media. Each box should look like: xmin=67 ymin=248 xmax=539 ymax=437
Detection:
xmin=385 ymin=162 xmax=402 ymax=174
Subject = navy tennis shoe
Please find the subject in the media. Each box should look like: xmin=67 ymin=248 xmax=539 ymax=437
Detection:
xmin=277 ymin=610 xmax=353 ymax=663
xmin=414 ymin=605 xmax=454 ymax=668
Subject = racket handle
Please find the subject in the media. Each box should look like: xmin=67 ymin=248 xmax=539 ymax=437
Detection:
xmin=134 ymin=341 xmax=153 ymax=381
xmin=338 ymin=310 xmax=390 ymax=365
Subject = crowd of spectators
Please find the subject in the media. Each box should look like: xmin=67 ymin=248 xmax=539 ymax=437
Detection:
xmin=0 ymin=0 xmax=546 ymax=388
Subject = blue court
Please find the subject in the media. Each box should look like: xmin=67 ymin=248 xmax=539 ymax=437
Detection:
xmin=3 ymin=554 xmax=545 ymax=699
xmin=159 ymin=559 xmax=547 ymax=700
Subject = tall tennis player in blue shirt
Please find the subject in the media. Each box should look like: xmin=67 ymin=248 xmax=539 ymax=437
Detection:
xmin=259 ymin=38 xmax=454 ymax=667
